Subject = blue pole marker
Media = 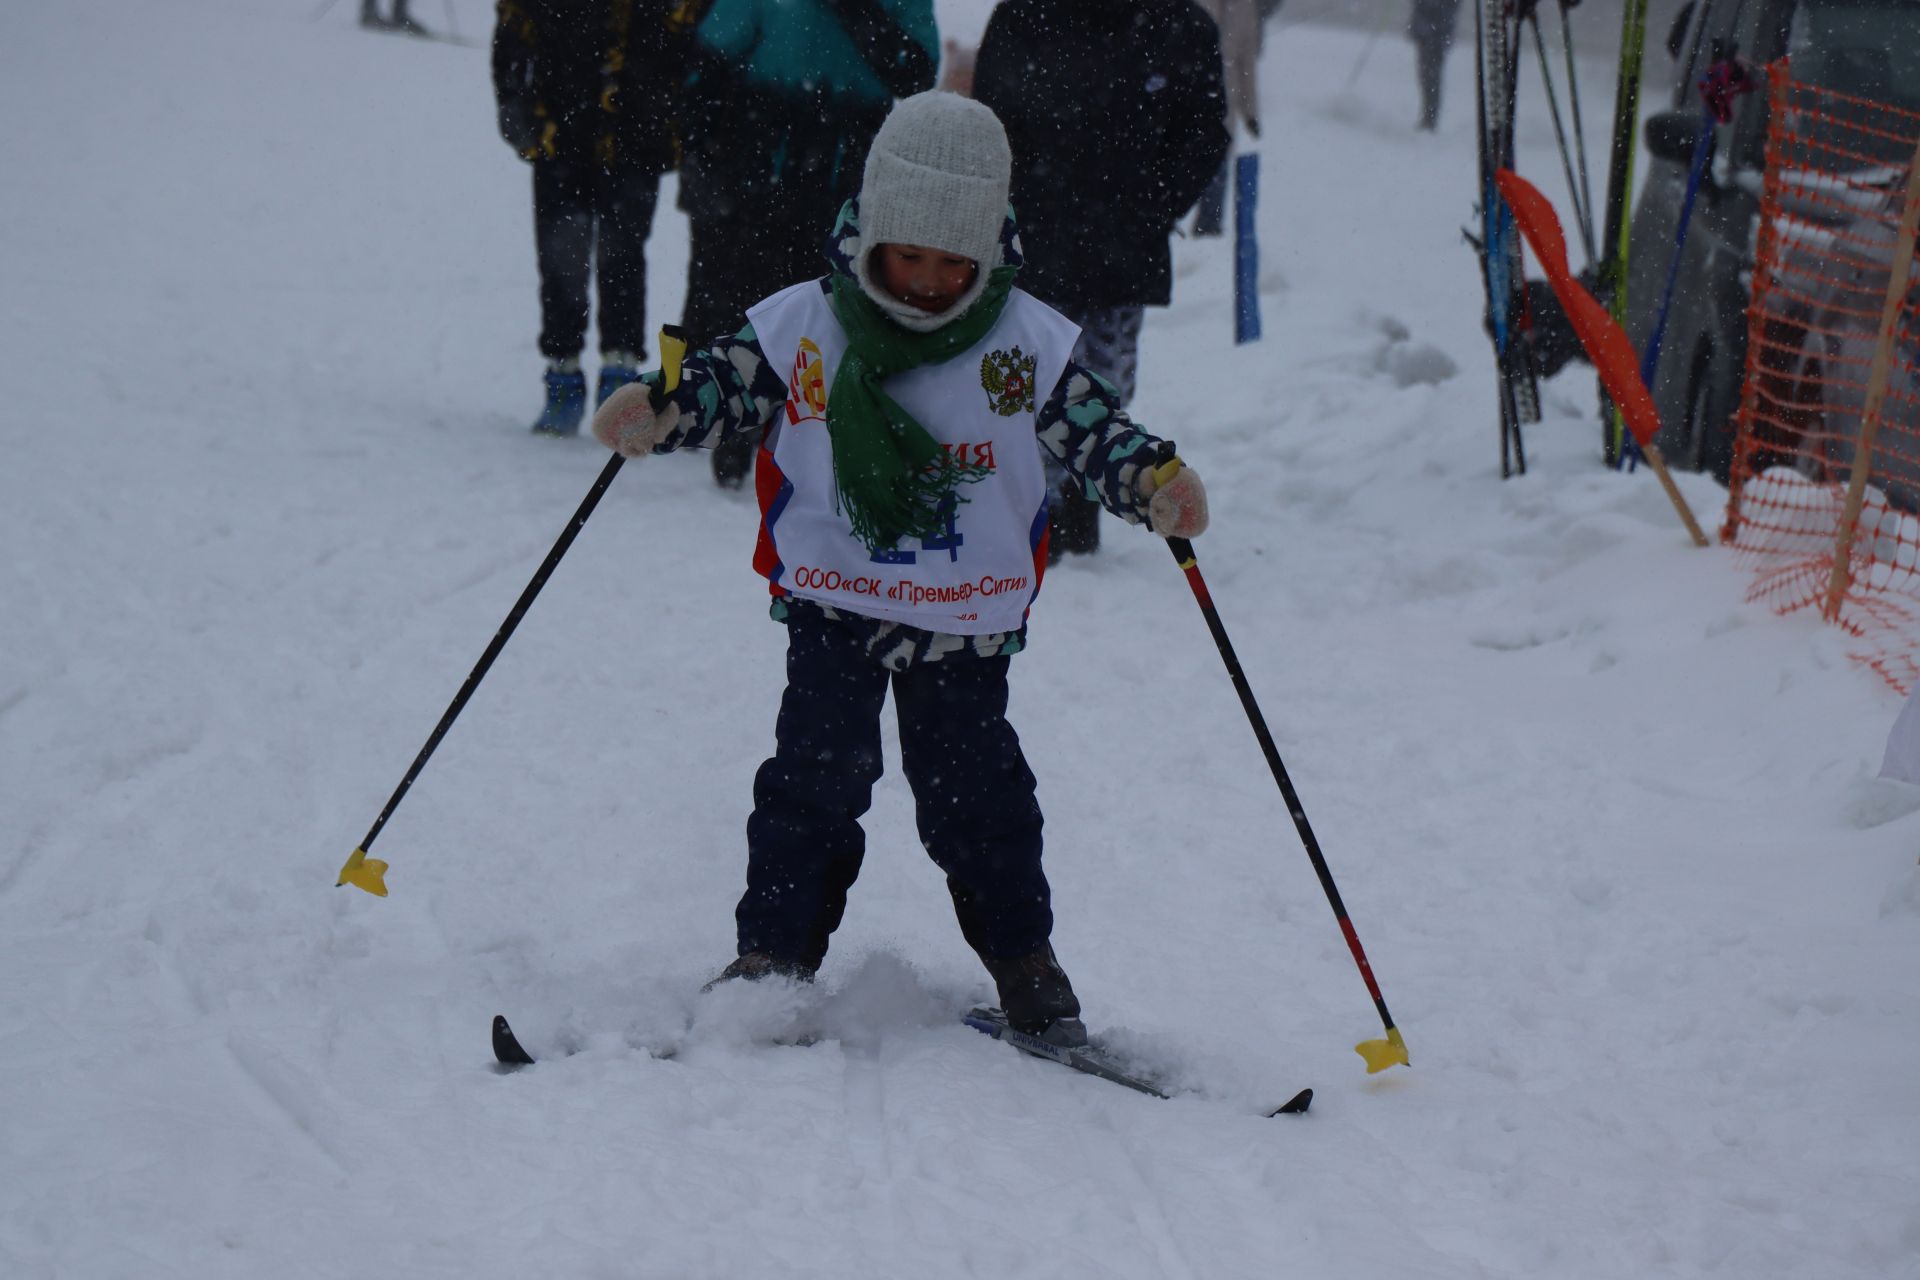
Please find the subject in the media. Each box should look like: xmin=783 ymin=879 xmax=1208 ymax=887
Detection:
xmin=1625 ymin=111 xmax=1716 ymax=472
xmin=1234 ymin=152 xmax=1262 ymax=345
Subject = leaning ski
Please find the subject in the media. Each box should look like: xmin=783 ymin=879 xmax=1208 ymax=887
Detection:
xmin=1472 ymin=0 xmax=1538 ymax=479
xmin=1597 ymin=0 xmax=1651 ymax=464
xmin=963 ymin=1006 xmax=1313 ymax=1117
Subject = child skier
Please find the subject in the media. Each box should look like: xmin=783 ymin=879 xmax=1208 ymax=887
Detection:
xmin=590 ymin=91 xmax=1210 ymax=1045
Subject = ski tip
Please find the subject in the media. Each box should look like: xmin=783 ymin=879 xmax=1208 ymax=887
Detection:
xmin=492 ymin=1014 xmax=536 ymax=1068
xmin=1268 ymin=1087 xmax=1314 ymax=1117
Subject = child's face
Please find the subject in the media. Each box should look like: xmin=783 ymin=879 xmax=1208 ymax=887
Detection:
xmin=873 ymin=243 xmax=979 ymax=314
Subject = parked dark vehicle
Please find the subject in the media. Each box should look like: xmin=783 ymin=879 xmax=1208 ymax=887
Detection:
xmin=1757 ymin=159 xmax=1920 ymax=509
xmin=1623 ymin=0 xmax=1920 ymax=485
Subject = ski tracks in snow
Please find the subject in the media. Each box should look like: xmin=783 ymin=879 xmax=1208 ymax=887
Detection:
xmin=812 ymin=1019 xmax=1228 ymax=1278
xmin=834 ymin=1035 xmax=909 ymax=1261
xmin=979 ymin=1040 xmax=1207 ymax=1280
xmin=833 ymin=1028 xmax=1040 ymax=1274
xmin=1059 ymin=1100 xmax=1206 ymax=1280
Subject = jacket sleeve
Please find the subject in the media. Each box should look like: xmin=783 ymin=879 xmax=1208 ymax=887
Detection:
xmin=970 ymin=7 xmax=1020 ymax=122
xmin=646 ymin=324 xmax=788 ymax=452
xmin=696 ymin=0 xmax=759 ymax=60
xmin=1035 ymin=362 xmax=1165 ymax=525
xmin=970 ymin=8 xmax=1032 ymax=198
xmin=492 ymin=0 xmax=536 ymax=109
xmin=826 ymin=0 xmax=937 ymax=99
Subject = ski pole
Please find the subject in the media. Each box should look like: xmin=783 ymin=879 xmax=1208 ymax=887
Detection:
xmin=1528 ymin=8 xmax=1596 ymax=264
xmin=337 ymin=325 xmax=690 ymax=897
xmin=1631 ymin=55 xmax=1757 ymax=472
xmin=1151 ymin=454 xmax=1408 ymax=1074
xmin=1555 ymin=0 xmax=1597 ymax=258
xmin=1624 ymin=108 xmax=1714 ymax=474
xmin=1341 ymin=8 xmax=1390 ymax=91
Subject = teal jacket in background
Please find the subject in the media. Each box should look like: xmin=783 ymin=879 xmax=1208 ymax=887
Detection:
xmin=697 ymin=0 xmax=937 ymax=108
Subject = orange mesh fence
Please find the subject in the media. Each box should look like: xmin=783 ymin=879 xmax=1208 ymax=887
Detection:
xmin=1724 ymin=60 xmax=1920 ymax=694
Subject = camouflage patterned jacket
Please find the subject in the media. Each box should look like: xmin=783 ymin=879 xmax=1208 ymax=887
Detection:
xmin=643 ymin=201 xmax=1175 ymax=668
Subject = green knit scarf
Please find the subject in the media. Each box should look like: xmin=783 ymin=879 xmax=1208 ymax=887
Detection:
xmin=826 ymin=265 xmax=1018 ymax=554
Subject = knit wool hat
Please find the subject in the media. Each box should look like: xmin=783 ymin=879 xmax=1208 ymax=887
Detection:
xmin=858 ymin=91 xmax=1011 ymax=276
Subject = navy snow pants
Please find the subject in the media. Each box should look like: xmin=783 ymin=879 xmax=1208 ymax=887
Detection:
xmin=531 ymin=159 xmax=660 ymax=360
xmin=738 ymin=613 xmax=1052 ymax=971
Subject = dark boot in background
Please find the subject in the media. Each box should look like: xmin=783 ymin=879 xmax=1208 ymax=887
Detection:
xmin=712 ymin=431 xmax=756 ymax=489
xmin=1046 ymin=487 xmax=1100 ymax=562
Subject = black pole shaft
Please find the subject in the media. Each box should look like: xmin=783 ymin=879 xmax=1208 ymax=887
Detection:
xmin=353 ymin=452 xmax=626 ymax=855
xmin=1530 ymin=13 xmax=1596 ymax=264
xmin=1165 ymin=537 xmax=1399 ymax=1038
xmin=1559 ymin=0 xmax=1597 ymax=260
xmin=1497 ymin=4 xmax=1534 ymax=476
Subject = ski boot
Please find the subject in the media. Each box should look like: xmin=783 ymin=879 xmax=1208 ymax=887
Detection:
xmin=530 ymin=359 xmax=587 ymax=436
xmin=980 ymin=943 xmax=1086 ymax=1046
xmin=701 ymin=951 xmax=817 ymax=992
xmin=596 ymin=349 xmax=644 ymax=407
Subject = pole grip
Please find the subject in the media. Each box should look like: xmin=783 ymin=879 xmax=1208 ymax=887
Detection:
xmin=658 ymin=324 xmax=689 ymax=394
xmin=650 ymin=324 xmax=690 ymax=416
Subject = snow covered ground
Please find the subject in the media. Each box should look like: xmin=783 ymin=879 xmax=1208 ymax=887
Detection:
xmin=4 ymin=2 xmax=1916 ymax=1276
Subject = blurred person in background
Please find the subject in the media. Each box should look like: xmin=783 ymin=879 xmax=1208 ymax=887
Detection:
xmin=493 ymin=1 xmax=685 ymax=436
xmin=671 ymin=0 xmax=740 ymax=355
xmin=684 ymin=0 xmax=938 ymax=488
xmin=361 ymin=0 xmax=427 ymax=35
xmin=973 ymin=0 xmax=1227 ymax=558
xmin=939 ymin=37 xmax=976 ymax=95
xmin=1409 ymin=0 xmax=1461 ymax=131
xmin=1190 ymin=0 xmax=1262 ymax=237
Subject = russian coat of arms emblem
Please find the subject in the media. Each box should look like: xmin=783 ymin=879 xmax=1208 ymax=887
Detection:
xmin=979 ymin=346 xmax=1037 ymax=417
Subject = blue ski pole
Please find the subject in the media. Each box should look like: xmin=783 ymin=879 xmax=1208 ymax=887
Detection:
xmin=1626 ymin=55 xmax=1756 ymax=471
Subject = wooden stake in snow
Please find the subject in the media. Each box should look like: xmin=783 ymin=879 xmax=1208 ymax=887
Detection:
xmin=1824 ymin=139 xmax=1920 ymax=622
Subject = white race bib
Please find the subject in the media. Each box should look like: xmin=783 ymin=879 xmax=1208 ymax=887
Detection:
xmin=748 ymin=282 xmax=1079 ymax=635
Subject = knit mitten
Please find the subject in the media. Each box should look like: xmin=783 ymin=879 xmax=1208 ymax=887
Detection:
xmin=591 ymin=382 xmax=679 ymax=459
xmin=1141 ymin=465 xmax=1209 ymax=539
